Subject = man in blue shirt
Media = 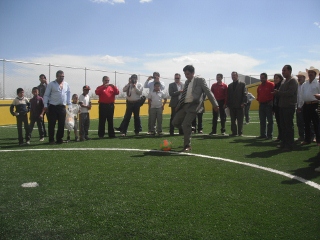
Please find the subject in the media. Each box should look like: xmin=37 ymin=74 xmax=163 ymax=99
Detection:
xmin=43 ymin=70 xmax=71 ymax=144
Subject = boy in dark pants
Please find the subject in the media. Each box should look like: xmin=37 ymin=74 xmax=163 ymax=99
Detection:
xmin=29 ymin=87 xmax=45 ymax=141
xmin=10 ymin=88 xmax=31 ymax=146
xmin=79 ymin=85 xmax=92 ymax=141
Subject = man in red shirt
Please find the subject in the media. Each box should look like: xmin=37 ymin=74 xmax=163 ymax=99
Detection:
xmin=210 ymin=73 xmax=228 ymax=135
xmin=95 ymin=76 xmax=119 ymax=138
xmin=257 ymin=73 xmax=274 ymax=139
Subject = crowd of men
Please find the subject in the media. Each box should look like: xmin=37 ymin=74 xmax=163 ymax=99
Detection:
xmin=10 ymin=64 xmax=320 ymax=171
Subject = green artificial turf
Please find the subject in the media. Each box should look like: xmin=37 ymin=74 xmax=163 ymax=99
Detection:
xmin=0 ymin=111 xmax=320 ymax=239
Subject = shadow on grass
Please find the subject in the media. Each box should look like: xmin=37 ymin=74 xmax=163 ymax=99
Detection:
xmin=131 ymin=149 xmax=183 ymax=158
xmin=282 ymin=152 xmax=320 ymax=185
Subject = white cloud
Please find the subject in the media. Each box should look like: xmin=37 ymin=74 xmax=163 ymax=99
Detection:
xmin=314 ymin=22 xmax=319 ymax=26
xmin=140 ymin=0 xmax=152 ymax=3
xmin=142 ymin=52 xmax=262 ymax=84
xmin=91 ymin=0 xmax=125 ymax=4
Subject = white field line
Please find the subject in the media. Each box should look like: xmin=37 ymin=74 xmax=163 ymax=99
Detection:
xmin=1 ymin=148 xmax=319 ymax=191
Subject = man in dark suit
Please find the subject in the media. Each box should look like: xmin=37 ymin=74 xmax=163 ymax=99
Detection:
xmin=172 ymin=65 xmax=219 ymax=151
xmin=227 ymin=71 xmax=247 ymax=136
xmin=169 ymin=73 xmax=184 ymax=136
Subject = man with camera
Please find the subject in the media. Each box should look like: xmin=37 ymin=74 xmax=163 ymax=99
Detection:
xmin=144 ymin=72 xmax=165 ymax=134
xmin=116 ymin=74 xmax=143 ymax=136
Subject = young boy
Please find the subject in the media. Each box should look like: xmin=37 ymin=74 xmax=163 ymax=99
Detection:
xmin=10 ymin=88 xmax=31 ymax=146
xmin=29 ymin=87 xmax=45 ymax=141
xmin=148 ymin=81 xmax=167 ymax=135
xmin=79 ymin=85 xmax=92 ymax=141
xmin=67 ymin=94 xmax=80 ymax=142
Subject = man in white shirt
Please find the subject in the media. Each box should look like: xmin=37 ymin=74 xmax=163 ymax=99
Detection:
xmin=299 ymin=67 xmax=320 ymax=145
xmin=169 ymin=73 xmax=184 ymax=135
xmin=116 ymin=74 xmax=143 ymax=136
xmin=296 ymin=71 xmax=307 ymax=141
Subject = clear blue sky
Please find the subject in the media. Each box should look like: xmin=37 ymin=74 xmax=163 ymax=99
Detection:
xmin=0 ymin=0 xmax=320 ymax=92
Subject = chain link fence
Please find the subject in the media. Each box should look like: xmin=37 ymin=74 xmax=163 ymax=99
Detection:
xmin=0 ymin=59 xmax=267 ymax=99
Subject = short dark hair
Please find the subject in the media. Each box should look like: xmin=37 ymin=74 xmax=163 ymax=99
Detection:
xmin=32 ymin=87 xmax=39 ymax=91
xmin=217 ymin=73 xmax=223 ymax=78
xmin=260 ymin=73 xmax=268 ymax=79
xmin=102 ymin=76 xmax=109 ymax=81
xmin=17 ymin=88 xmax=24 ymax=94
xmin=231 ymin=71 xmax=238 ymax=75
xmin=39 ymin=74 xmax=46 ymax=79
xmin=72 ymin=94 xmax=78 ymax=98
xmin=284 ymin=65 xmax=292 ymax=72
xmin=154 ymin=82 xmax=161 ymax=87
xmin=153 ymin=72 xmax=160 ymax=77
xmin=174 ymin=73 xmax=181 ymax=77
xmin=183 ymin=65 xmax=195 ymax=73
xmin=56 ymin=70 xmax=64 ymax=77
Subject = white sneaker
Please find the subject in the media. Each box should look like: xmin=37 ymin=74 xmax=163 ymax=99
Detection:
xmin=26 ymin=141 xmax=30 ymax=145
xmin=39 ymin=138 xmax=44 ymax=142
xmin=315 ymin=167 xmax=320 ymax=172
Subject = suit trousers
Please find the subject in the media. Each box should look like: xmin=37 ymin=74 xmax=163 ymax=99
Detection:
xmin=170 ymin=107 xmax=183 ymax=134
xmin=47 ymin=104 xmax=66 ymax=143
xmin=98 ymin=103 xmax=115 ymax=138
xmin=279 ymin=106 xmax=295 ymax=149
xmin=172 ymin=103 xmax=197 ymax=147
xmin=212 ymin=99 xmax=226 ymax=134
xmin=229 ymin=107 xmax=244 ymax=135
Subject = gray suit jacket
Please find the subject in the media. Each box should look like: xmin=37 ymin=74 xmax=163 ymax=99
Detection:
xmin=169 ymin=82 xmax=184 ymax=107
xmin=177 ymin=77 xmax=218 ymax=112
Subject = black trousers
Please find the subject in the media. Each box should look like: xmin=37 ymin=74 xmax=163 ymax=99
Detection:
xmin=303 ymin=103 xmax=320 ymax=143
xmin=212 ymin=99 xmax=226 ymax=134
xmin=47 ymin=104 xmax=66 ymax=143
xmin=98 ymin=103 xmax=115 ymax=137
xmin=279 ymin=106 xmax=295 ymax=149
xmin=16 ymin=114 xmax=30 ymax=144
xmin=120 ymin=101 xmax=141 ymax=134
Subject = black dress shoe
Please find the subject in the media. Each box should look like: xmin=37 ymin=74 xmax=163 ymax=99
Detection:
xmin=114 ymin=127 xmax=121 ymax=131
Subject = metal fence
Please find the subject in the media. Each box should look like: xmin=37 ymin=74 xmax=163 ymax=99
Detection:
xmin=0 ymin=59 xmax=264 ymax=99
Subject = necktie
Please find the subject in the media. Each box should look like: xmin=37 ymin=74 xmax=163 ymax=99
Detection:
xmin=177 ymin=80 xmax=190 ymax=108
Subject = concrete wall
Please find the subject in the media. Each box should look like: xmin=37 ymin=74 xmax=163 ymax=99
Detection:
xmin=0 ymin=99 xmax=170 ymax=126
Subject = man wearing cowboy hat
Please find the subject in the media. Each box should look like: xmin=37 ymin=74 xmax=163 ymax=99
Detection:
xmin=296 ymin=71 xmax=308 ymax=141
xmin=299 ymin=66 xmax=320 ymax=146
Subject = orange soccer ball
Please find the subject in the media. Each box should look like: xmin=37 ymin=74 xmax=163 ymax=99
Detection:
xmin=160 ymin=139 xmax=172 ymax=151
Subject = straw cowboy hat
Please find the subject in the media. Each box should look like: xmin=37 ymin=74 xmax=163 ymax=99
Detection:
xmin=306 ymin=66 xmax=320 ymax=76
xmin=296 ymin=71 xmax=308 ymax=79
